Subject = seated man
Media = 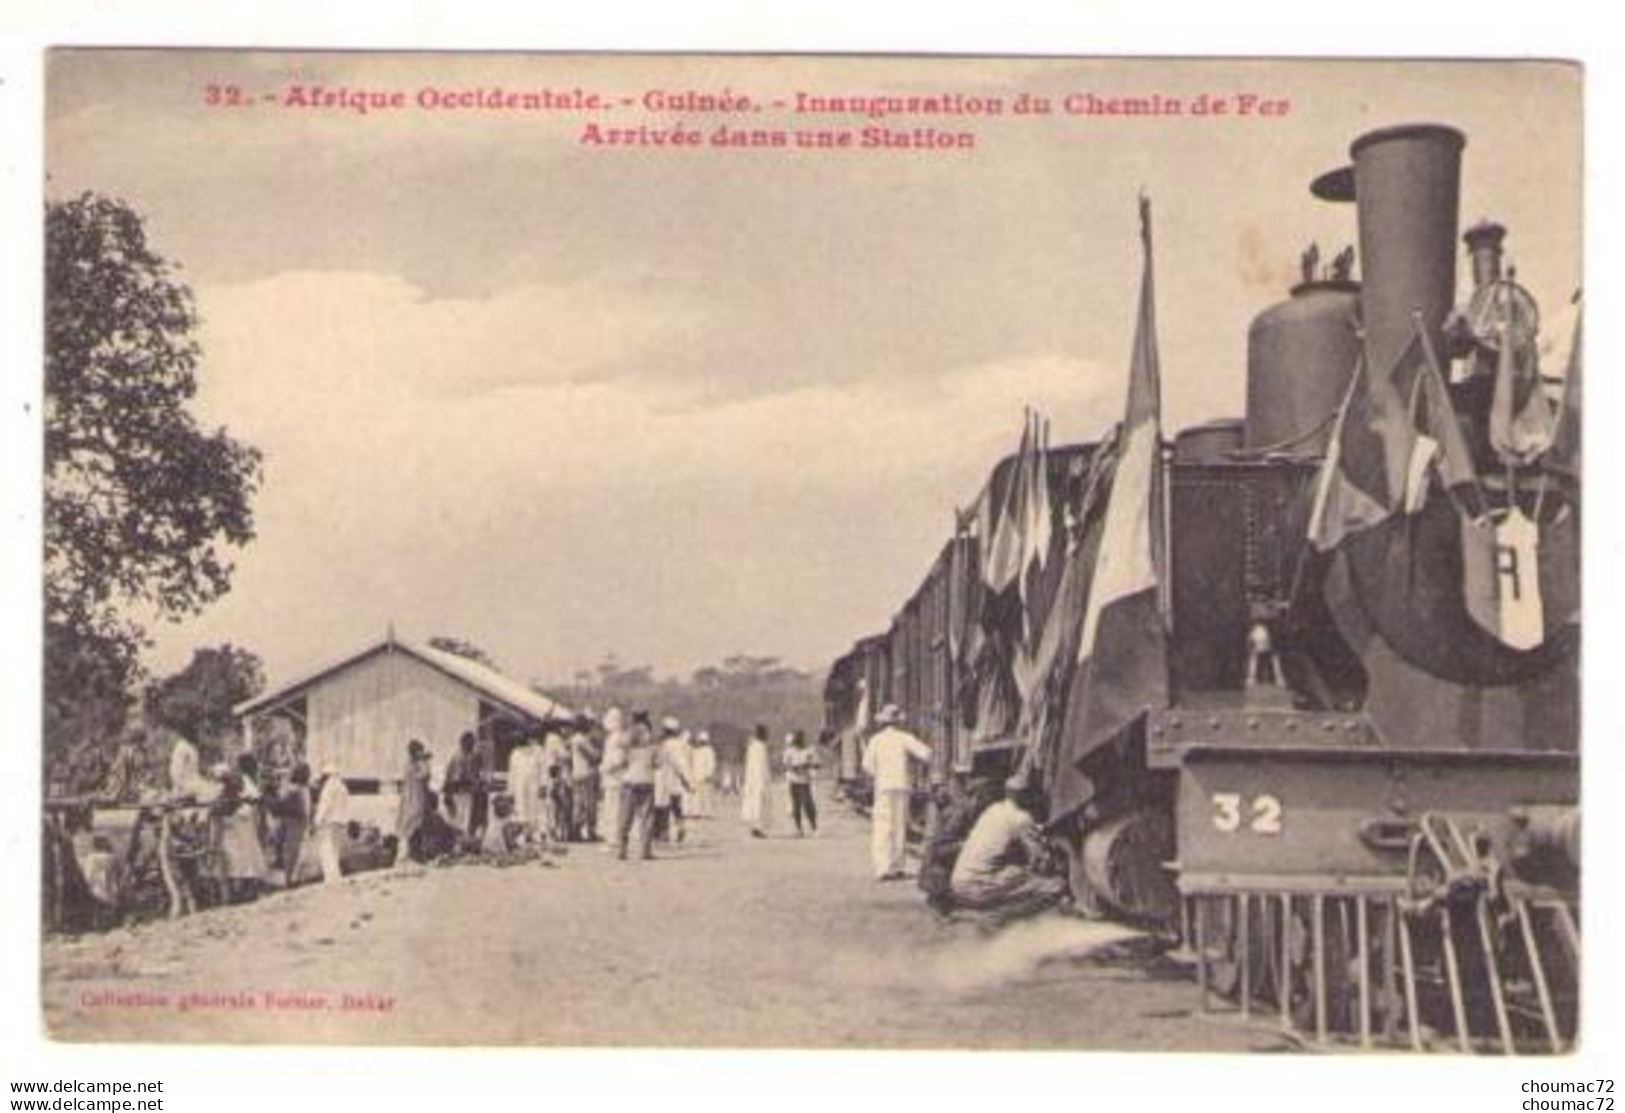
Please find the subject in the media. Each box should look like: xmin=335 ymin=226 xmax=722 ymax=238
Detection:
xmin=918 ymin=777 xmax=1001 ymax=914
xmin=410 ymin=791 xmax=468 ymax=862
xmin=948 ymin=775 xmax=1068 ymax=921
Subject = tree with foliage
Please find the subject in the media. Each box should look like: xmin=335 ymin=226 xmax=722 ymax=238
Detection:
xmin=143 ymin=644 xmax=265 ymax=753
xmin=426 ymin=635 xmax=498 ymax=669
xmin=551 ymin=651 xmax=823 ymax=773
xmin=45 ymin=193 xmax=262 ymax=760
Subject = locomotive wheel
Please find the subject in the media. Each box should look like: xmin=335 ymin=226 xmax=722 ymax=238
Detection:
xmin=1081 ymin=809 xmax=1179 ymax=924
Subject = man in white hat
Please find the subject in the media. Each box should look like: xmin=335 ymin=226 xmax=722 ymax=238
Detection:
xmin=861 ymin=705 xmax=933 ymax=880
xmin=654 ymin=716 xmax=693 ymax=844
xmin=948 ymin=773 xmax=1066 ymax=919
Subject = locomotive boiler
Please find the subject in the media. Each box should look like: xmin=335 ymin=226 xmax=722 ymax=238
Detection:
xmin=826 ymin=123 xmax=1580 ymax=1053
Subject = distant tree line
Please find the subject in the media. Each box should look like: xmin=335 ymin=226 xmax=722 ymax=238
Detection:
xmin=549 ymin=653 xmax=826 ymax=768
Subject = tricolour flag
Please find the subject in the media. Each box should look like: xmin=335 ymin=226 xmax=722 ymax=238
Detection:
xmin=1308 ymin=348 xmax=1411 ymax=550
xmin=982 ymin=413 xmax=1032 ymax=598
xmin=1023 ymin=414 xmax=1053 ymax=584
xmin=1018 ymin=414 xmax=1059 ymax=656
xmin=1058 ymin=197 xmax=1169 ymax=766
xmin=1309 ymin=302 xmax=1487 ymax=550
xmin=1397 ymin=330 xmax=1483 ymax=515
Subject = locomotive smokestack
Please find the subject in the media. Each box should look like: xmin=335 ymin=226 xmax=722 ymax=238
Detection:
xmin=1349 ymin=123 xmax=1466 ymax=386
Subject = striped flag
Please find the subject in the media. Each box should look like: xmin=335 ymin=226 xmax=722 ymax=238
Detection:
xmin=1308 ymin=312 xmax=1483 ymax=548
xmin=983 ymin=413 xmax=1032 ymax=597
xmin=1024 ymin=414 xmax=1053 ymax=584
xmin=1059 ymin=196 xmax=1169 ymax=764
xmin=1307 ymin=356 xmax=1391 ymax=548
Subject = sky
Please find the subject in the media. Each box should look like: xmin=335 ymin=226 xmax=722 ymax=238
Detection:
xmin=44 ymin=52 xmax=1582 ymax=687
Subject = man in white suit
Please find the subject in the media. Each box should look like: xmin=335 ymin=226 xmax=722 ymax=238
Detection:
xmin=861 ymin=704 xmax=932 ymax=880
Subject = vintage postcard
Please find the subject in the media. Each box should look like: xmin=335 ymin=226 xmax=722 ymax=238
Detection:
xmin=41 ymin=51 xmax=1581 ymax=1052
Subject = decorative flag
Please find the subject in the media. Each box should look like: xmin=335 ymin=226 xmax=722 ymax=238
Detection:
xmin=1460 ymin=297 xmax=1582 ymax=651
xmin=972 ymin=412 xmax=1037 ymax=743
xmin=1024 ymin=414 xmax=1054 ymax=582
xmin=1487 ymin=285 xmax=1558 ymax=466
xmin=1401 ymin=331 xmax=1483 ymax=515
xmin=1461 ymin=508 xmax=1545 ymax=650
xmin=1058 ymin=196 xmax=1169 ymax=767
xmin=1023 ymin=437 xmax=1117 ymax=786
xmin=947 ymin=506 xmax=972 ymax=661
xmin=983 ymin=413 xmax=1032 ymax=597
xmin=1401 ymin=434 xmax=1438 ymax=514
xmin=957 ymin=492 xmax=987 ymax=700
xmin=1416 ymin=344 xmax=1481 ymax=496
xmin=1308 ymin=357 xmax=1382 ymax=550
xmin=1545 ymin=299 xmax=1582 ymax=480
xmin=1308 ymin=324 xmax=1445 ymax=550
xmin=1018 ymin=415 xmax=1058 ymax=656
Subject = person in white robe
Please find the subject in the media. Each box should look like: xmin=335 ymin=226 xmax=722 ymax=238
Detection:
xmin=690 ymin=732 xmax=718 ymax=818
xmin=216 ymin=764 xmax=269 ymax=898
xmin=166 ymin=734 xmax=217 ymax=801
xmin=740 ymin=725 xmax=774 ymax=838
xmin=862 ymin=705 xmax=933 ymax=880
xmin=507 ymin=732 xmax=545 ymax=844
xmin=654 ymin=719 xmax=694 ymax=843
xmin=313 ymin=763 xmax=351 ymax=884
xmin=598 ymin=708 xmax=628 ymax=854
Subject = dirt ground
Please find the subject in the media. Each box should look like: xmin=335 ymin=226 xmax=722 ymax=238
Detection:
xmin=43 ymin=793 xmax=1290 ymax=1051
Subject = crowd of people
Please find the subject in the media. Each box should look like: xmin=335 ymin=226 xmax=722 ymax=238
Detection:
xmin=387 ymin=711 xmax=715 ymax=865
xmin=52 ymin=706 xmax=838 ymax=932
xmin=47 ymin=732 xmax=365 ymax=930
xmin=52 ymin=701 xmax=1065 ymax=932
xmin=164 ymin=735 xmax=361 ymax=899
xmin=388 ymin=711 xmax=831 ymax=866
xmin=88 ymin=707 xmax=824 ymax=912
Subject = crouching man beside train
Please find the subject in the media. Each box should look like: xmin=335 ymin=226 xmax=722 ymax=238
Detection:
xmin=942 ymin=773 xmax=1069 ymax=921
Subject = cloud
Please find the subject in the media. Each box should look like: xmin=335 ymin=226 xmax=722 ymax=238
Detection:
xmin=198 ymin=268 xmax=1119 ymax=495
xmin=166 ymin=267 xmax=1122 ymax=679
xmin=200 ymin=270 xmax=709 ymax=405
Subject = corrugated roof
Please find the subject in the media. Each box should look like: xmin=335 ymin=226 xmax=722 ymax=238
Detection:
xmin=234 ymin=635 xmax=574 ymax=723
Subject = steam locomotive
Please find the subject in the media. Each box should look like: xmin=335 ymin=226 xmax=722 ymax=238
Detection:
xmin=825 ymin=124 xmax=1580 ymax=1052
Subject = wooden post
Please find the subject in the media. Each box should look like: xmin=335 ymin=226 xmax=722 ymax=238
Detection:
xmin=157 ymin=812 xmax=183 ymax=918
xmin=46 ymin=811 xmax=67 ymax=933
